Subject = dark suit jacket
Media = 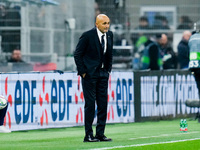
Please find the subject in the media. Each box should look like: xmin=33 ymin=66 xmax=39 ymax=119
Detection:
xmin=74 ymin=27 xmax=113 ymax=77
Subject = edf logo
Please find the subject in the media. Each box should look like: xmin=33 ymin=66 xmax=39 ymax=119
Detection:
xmin=14 ymin=79 xmax=73 ymax=124
xmin=116 ymin=78 xmax=133 ymax=117
xmin=14 ymin=80 xmax=36 ymax=124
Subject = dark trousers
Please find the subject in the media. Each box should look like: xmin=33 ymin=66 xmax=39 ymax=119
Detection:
xmin=82 ymin=68 xmax=109 ymax=136
xmin=0 ymin=105 xmax=8 ymax=126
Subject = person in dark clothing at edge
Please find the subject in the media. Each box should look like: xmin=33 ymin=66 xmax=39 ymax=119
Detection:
xmin=0 ymin=102 xmax=10 ymax=133
xmin=189 ymin=30 xmax=200 ymax=96
xmin=188 ymin=29 xmax=200 ymax=120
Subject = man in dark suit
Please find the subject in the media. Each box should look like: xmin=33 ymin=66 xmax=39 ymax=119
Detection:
xmin=74 ymin=14 xmax=113 ymax=142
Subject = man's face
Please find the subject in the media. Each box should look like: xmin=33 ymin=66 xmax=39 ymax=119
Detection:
xmin=96 ymin=15 xmax=110 ymax=33
xmin=159 ymin=34 xmax=168 ymax=46
xmin=140 ymin=20 xmax=148 ymax=27
xmin=12 ymin=50 xmax=21 ymax=61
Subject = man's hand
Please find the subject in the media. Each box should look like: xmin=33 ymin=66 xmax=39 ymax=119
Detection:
xmin=82 ymin=73 xmax=86 ymax=78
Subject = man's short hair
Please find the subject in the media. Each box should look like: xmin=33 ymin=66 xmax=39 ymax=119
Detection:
xmin=139 ymin=16 xmax=148 ymax=22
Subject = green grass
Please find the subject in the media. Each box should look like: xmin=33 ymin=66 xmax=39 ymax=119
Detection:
xmin=1 ymin=119 xmax=200 ymax=150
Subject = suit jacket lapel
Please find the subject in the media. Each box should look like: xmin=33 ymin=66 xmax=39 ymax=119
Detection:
xmin=94 ymin=28 xmax=102 ymax=57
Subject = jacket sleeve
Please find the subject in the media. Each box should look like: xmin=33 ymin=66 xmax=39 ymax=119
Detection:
xmin=74 ymin=32 xmax=88 ymax=75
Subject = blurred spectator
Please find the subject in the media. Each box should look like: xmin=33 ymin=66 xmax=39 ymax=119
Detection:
xmin=152 ymin=15 xmax=170 ymax=30
xmin=8 ymin=48 xmax=24 ymax=63
xmin=177 ymin=16 xmax=193 ymax=29
xmin=141 ymin=34 xmax=163 ymax=70
xmin=0 ymin=3 xmax=21 ymax=53
xmin=133 ymin=35 xmax=148 ymax=70
xmin=8 ymin=48 xmax=34 ymax=72
xmin=135 ymin=35 xmax=148 ymax=51
xmin=135 ymin=16 xmax=150 ymax=30
xmin=177 ymin=30 xmax=192 ymax=69
xmin=133 ymin=16 xmax=150 ymax=54
xmin=159 ymin=34 xmax=177 ymax=69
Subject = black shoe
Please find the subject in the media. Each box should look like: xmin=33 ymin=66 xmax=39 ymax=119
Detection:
xmin=83 ymin=135 xmax=100 ymax=142
xmin=95 ymin=135 xmax=112 ymax=142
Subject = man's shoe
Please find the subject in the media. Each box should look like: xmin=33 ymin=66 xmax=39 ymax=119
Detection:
xmin=0 ymin=126 xmax=11 ymax=133
xmin=83 ymin=135 xmax=100 ymax=142
xmin=95 ymin=135 xmax=112 ymax=142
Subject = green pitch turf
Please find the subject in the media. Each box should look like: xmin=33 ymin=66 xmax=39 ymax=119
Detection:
xmin=1 ymin=119 xmax=200 ymax=150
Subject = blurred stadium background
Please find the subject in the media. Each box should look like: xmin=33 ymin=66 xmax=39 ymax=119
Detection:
xmin=1 ymin=1 xmax=200 ymax=148
xmin=0 ymin=0 xmax=199 ymax=72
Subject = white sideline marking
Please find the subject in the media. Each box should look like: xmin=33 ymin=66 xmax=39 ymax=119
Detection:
xmin=90 ymin=138 xmax=200 ymax=150
xmin=129 ymin=131 xmax=199 ymax=140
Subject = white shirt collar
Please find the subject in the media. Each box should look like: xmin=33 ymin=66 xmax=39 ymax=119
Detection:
xmin=96 ymin=27 xmax=106 ymax=41
xmin=96 ymin=27 xmax=107 ymax=53
xmin=97 ymin=27 xmax=104 ymax=36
